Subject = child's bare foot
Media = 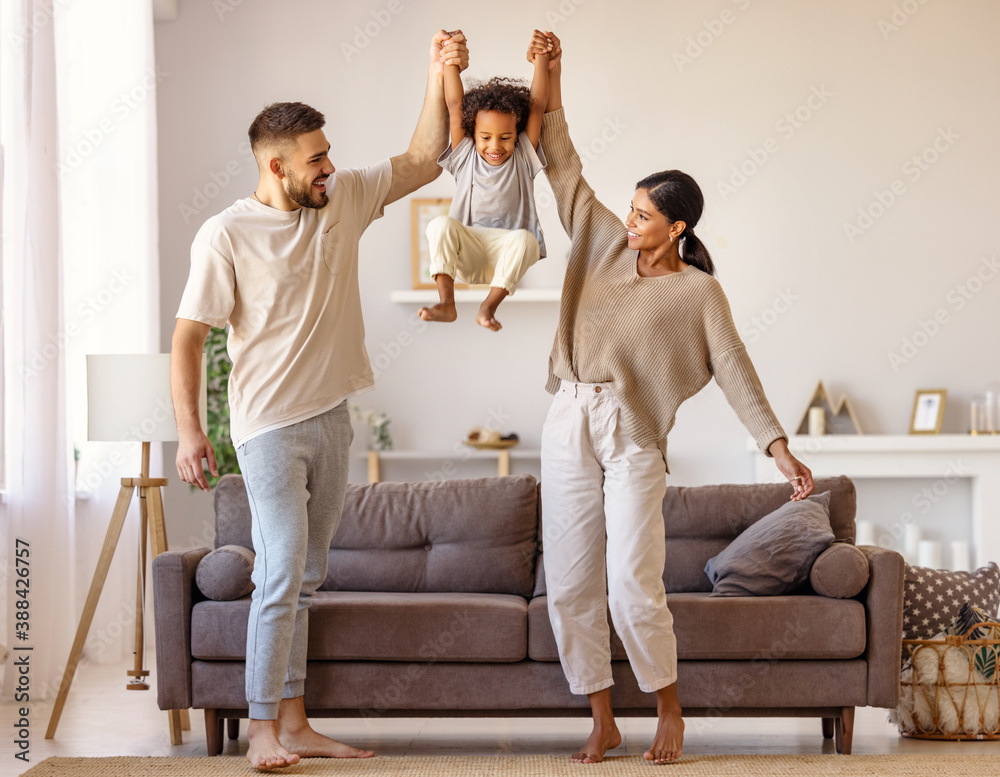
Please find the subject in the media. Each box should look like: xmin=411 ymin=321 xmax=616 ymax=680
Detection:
xmin=475 ymin=308 xmax=502 ymax=331
xmin=570 ymin=721 xmax=621 ymax=764
xmin=246 ymin=720 xmax=300 ymax=771
xmin=418 ymin=301 xmax=457 ymax=322
xmin=476 ymin=287 xmax=508 ymax=331
xmin=644 ymin=706 xmax=684 ymax=765
xmin=278 ymin=719 xmax=374 ymax=760
xmin=420 ymin=272 xmax=457 ymax=322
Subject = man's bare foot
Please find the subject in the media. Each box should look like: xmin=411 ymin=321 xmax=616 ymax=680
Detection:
xmin=644 ymin=706 xmax=684 ymax=765
xmin=569 ymin=722 xmax=621 ymax=764
xmin=278 ymin=719 xmax=374 ymax=760
xmin=246 ymin=720 xmax=300 ymax=771
xmin=418 ymin=301 xmax=457 ymax=322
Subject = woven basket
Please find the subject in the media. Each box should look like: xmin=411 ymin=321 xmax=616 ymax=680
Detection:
xmin=896 ymin=621 xmax=1000 ymax=740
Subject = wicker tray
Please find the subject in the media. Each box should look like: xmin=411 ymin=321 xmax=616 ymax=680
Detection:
xmin=896 ymin=620 xmax=1000 ymax=740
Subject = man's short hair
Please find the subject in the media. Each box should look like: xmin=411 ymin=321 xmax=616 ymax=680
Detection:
xmin=248 ymin=102 xmax=325 ymax=161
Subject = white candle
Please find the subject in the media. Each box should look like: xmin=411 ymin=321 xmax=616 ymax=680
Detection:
xmin=950 ymin=540 xmax=971 ymax=572
xmin=855 ymin=520 xmax=876 ymax=547
xmin=808 ymin=407 xmax=826 ymax=436
xmin=904 ymin=524 xmax=922 ymax=563
xmin=918 ymin=540 xmax=942 ymax=569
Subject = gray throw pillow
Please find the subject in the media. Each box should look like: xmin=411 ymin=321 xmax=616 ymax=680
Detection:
xmin=705 ymin=491 xmax=834 ymax=596
xmin=195 ymin=544 xmax=255 ymax=601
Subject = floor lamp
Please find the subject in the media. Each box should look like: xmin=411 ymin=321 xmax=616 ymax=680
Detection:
xmin=46 ymin=354 xmax=206 ymax=744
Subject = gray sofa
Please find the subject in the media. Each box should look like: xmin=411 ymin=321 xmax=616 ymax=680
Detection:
xmin=153 ymin=473 xmax=904 ymax=756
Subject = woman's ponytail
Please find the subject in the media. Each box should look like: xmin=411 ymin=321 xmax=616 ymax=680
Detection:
xmin=680 ymin=228 xmax=715 ymax=277
xmin=636 ymin=170 xmax=716 ymax=277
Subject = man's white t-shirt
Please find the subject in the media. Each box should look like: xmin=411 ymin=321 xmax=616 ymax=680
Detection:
xmin=176 ymin=160 xmax=392 ymax=448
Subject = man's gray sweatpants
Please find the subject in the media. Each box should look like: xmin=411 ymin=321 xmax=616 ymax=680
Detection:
xmin=235 ymin=401 xmax=353 ymax=720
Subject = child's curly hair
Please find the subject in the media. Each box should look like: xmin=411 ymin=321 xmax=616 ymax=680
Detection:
xmin=461 ymin=77 xmax=532 ymax=138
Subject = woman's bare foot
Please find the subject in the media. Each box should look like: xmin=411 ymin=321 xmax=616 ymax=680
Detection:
xmin=278 ymin=719 xmax=374 ymax=760
xmin=644 ymin=703 xmax=684 ymax=764
xmin=570 ymin=721 xmax=622 ymax=764
xmin=246 ymin=720 xmax=300 ymax=771
xmin=418 ymin=301 xmax=457 ymax=322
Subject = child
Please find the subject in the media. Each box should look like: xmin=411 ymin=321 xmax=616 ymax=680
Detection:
xmin=418 ymin=30 xmax=552 ymax=331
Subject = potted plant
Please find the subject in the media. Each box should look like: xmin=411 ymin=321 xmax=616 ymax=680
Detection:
xmin=202 ymin=326 xmax=239 ymax=489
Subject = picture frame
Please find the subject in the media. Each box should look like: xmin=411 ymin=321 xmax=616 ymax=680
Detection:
xmin=909 ymin=388 xmax=947 ymax=434
xmin=411 ymin=198 xmax=474 ymax=290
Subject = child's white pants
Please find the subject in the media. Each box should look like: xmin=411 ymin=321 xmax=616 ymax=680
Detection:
xmin=426 ymin=215 xmax=539 ymax=294
xmin=540 ymin=380 xmax=677 ymax=695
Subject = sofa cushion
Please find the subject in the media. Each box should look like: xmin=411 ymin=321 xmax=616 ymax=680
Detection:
xmin=195 ymin=544 xmax=255 ymax=601
xmin=663 ymin=476 xmax=856 ymax=593
xmin=191 ymin=592 xmax=528 ymax=663
xmin=214 ymin=474 xmax=254 ymax=550
xmin=190 ymin=656 xmax=870 ymax=713
xmin=527 ymin=592 xmax=867 ymax=662
xmin=533 ymin=477 xmax=858 ymax=597
xmin=810 ymin=542 xmax=869 ymax=599
xmin=322 ymin=476 xmax=539 ymax=596
xmin=705 ymin=491 xmax=835 ymax=596
xmin=903 ymin=561 xmax=1000 ymax=640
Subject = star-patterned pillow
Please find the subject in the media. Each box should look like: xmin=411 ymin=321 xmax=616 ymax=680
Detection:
xmin=902 ymin=561 xmax=1000 ymax=641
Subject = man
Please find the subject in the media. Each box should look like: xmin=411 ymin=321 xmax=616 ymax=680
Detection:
xmin=170 ymin=30 xmax=469 ymax=771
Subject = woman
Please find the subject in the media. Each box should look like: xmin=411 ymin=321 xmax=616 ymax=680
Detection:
xmin=532 ymin=33 xmax=815 ymax=765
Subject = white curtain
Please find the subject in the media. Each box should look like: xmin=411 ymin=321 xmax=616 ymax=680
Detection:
xmin=1 ymin=0 xmax=161 ymax=701
xmin=57 ymin=0 xmax=162 ymax=669
xmin=1 ymin=0 xmax=75 ymax=700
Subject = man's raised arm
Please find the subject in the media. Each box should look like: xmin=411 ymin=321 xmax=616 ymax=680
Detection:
xmin=383 ymin=29 xmax=469 ymax=206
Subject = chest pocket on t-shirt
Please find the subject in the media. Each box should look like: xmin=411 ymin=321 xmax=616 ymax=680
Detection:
xmin=320 ymin=222 xmax=346 ymax=276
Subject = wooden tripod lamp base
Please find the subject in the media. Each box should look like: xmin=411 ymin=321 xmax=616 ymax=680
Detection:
xmin=45 ymin=445 xmax=190 ymax=741
xmin=46 ymin=354 xmax=206 ymax=744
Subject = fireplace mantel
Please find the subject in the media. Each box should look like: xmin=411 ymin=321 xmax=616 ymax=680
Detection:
xmin=750 ymin=434 xmax=1000 ymax=568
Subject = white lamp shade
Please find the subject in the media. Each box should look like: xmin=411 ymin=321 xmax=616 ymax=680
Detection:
xmin=87 ymin=354 xmax=207 ymax=443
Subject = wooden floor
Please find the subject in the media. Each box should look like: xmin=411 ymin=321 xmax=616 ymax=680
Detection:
xmin=4 ymin=657 xmax=998 ymax=765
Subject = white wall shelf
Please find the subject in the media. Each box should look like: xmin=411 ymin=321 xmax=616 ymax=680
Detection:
xmin=390 ymin=289 xmax=560 ymax=303
xmin=352 ymin=448 xmax=541 ymax=482
xmin=749 ymin=434 xmax=1000 ymax=567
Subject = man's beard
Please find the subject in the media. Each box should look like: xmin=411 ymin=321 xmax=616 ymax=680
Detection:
xmin=285 ymin=171 xmax=328 ymax=209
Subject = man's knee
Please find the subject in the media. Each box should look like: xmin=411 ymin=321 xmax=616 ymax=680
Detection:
xmin=299 ymin=561 xmax=330 ymax=597
xmin=252 ymin=554 xmax=307 ymax=597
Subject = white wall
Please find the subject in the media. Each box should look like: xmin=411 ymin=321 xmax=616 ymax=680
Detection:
xmin=154 ymin=0 xmax=1000 ymax=557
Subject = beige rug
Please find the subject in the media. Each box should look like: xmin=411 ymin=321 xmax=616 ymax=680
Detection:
xmin=17 ymin=754 xmax=1000 ymax=777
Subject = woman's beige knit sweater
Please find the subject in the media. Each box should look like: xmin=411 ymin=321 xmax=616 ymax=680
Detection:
xmin=541 ymin=108 xmax=787 ymax=472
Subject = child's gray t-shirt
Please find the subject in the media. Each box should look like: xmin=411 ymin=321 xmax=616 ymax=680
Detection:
xmin=437 ymin=133 xmax=547 ymax=258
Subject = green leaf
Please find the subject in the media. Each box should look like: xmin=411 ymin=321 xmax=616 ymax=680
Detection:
xmin=198 ymin=326 xmax=240 ymax=490
xmin=974 ymin=645 xmax=998 ymax=680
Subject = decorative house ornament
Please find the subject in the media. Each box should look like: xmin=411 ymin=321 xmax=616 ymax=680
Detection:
xmin=795 ymin=381 xmax=863 ymax=435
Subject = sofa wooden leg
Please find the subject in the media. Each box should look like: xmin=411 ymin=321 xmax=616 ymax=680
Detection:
xmin=822 ymin=717 xmax=835 ymax=739
xmin=204 ymin=709 xmax=223 ymax=756
xmin=834 ymin=706 xmax=855 ymax=754
xmin=227 ymin=718 xmax=240 ymax=740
